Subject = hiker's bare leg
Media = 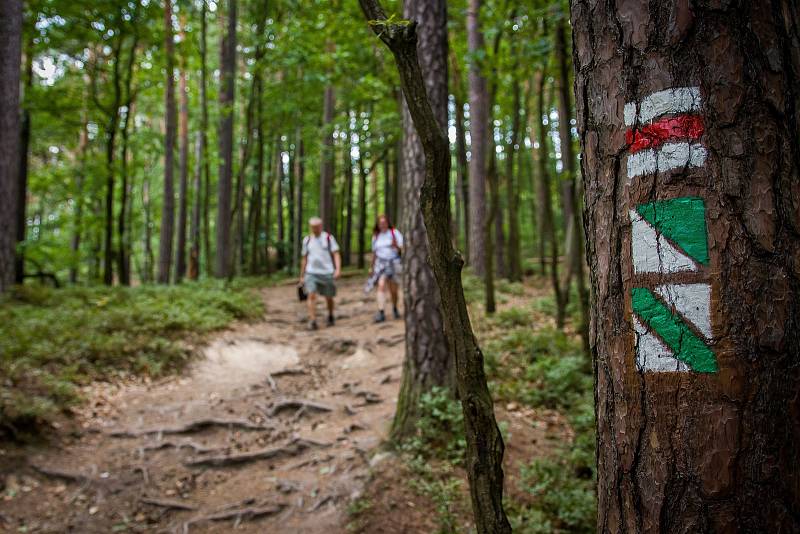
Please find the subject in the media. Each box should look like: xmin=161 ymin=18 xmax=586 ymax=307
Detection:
xmin=376 ymin=276 xmax=387 ymax=312
xmin=388 ymin=279 xmax=399 ymax=308
xmin=307 ymin=292 xmax=317 ymax=323
xmin=325 ymin=296 xmax=335 ymax=316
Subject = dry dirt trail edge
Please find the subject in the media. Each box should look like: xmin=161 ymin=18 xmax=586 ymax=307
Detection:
xmin=0 ymin=278 xmax=406 ymax=533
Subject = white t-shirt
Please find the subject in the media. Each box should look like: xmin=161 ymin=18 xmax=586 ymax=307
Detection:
xmin=302 ymin=232 xmax=340 ymax=275
xmin=372 ymin=228 xmax=404 ymax=261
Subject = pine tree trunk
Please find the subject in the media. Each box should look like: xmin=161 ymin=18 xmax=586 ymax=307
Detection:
xmin=466 ymin=0 xmax=488 ymax=277
xmin=293 ymin=126 xmax=304 ymax=268
xmin=199 ymin=0 xmax=211 ymax=277
xmin=453 ymin=78 xmax=469 ymax=259
xmin=391 ymin=0 xmax=454 ymax=440
xmin=506 ymin=76 xmax=522 ymax=282
xmin=0 ymin=0 xmax=22 ymax=292
xmin=572 ymin=1 xmax=800 ymax=531
xmin=215 ymin=0 xmax=236 ymax=278
xmin=320 ymin=80 xmax=336 ymax=230
xmin=158 ymin=0 xmax=177 ymax=284
xmin=276 ymin=140 xmax=286 ymax=270
xmin=15 ymin=37 xmax=32 ymax=285
xmin=71 ymin=105 xmax=89 ymax=285
xmin=357 ymin=141 xmax=367 ymax=270
xmin=175 ymin=30 xmax=190 ymax=283
xmin=343 ymin=123 xmax=354 ymax=266
xmin=189 ymin=129 xmax=202 ymax=280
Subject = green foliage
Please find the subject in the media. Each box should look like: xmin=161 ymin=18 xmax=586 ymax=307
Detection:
xmin=0 ymin=280 xmax=263 ymax=435
xmin=461 ymin=271 xmax=485 ymax=305
xmin=400 ymin=386 xmax=466 ymax=465
xmin=406 ymin=458 xmax=464 ymax=534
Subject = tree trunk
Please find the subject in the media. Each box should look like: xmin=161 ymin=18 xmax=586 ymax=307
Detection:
xmin=189 ymin=129 xmax=202 ymax=280
xmin=320 ymin=80 xmax=336 ymax=229
xmin=293 ymin=126 xmax=304 ymax=268
xmin=343 ymin=122 xmax=354 ymax=266
xmin=506 ymin=75 xmax=522 ymax=282
xmin=391 ymin=0 xmax=454 ymax=440
xmin=215 ymin=0 xmax=236 ymax=278
xmin=485 ymin=144 xmax=498 ymax=313
xmin=233 ymin=77 xmax=258 ymax=274
xmin=356 ymin=139 xmax=368 ymax=270
xmin=118 ymin=96 xmax=135 ymax=286
xmin=15 ymin=36 xmax=32 ymax=285
xmin=175 ymin=26 xmax=190 ymax=283
xmin=572 ymin=1 xmax=800 ymax=531
xmin=158 ymin=0 xmax=176 ymax=284
xmin=199 ymin=0 xmax=211 ymax=277
xmin=536 ymin=68 xmax=565 ymax=327
xmin=0 ymin=0 xmax=22 ymax=292
xmin=359 ymin=3 xmax=511 ymax=532
xmin=491 ymin=147 xmax=506 ymax=281
xmin=276 ymin=140 xmax=286 ymax=270
xmin=555 ymin=18 xmax=589 ymax=353
xmin=71 ymin=105 xmax=90 ymax=285
xmin=452 ymin=54 xmax=469 ymax=257
xmin=142 ymin=173 xmax=154 ymax=283
xmin=102 ymin=35 xmax=125 ymax=286
xmin=466 ymin=0 xmax=488 ymax=277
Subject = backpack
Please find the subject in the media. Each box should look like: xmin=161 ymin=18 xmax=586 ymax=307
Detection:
xmin=304 ymin=232 xmax=335 ymax=265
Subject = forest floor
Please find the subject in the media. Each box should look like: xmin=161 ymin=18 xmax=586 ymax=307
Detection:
xmin=0 ymin=274 xmax=592 ymax=533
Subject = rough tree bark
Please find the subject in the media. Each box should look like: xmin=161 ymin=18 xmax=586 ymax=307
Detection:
xmin=198 ymin=0 xmax=211 ymax=277
xmin=293 ymin=126 xmax=304 ymax=267
xmin=158 ymin=0 xmax=177 ymax=284
xmin=506 ymin=70 xmax=522 ymax=282
xmin=215 ymin=0 xmax=236 ymax=278
xmin=390 ymin=0 xmax=454 ymax=440
xmin=320 ymin=75 xmax=336 ymax=230
xmin=15 ymin=35 xmax=32 ymax=285
xmin=359 ymin=2 xmax=511 ymax=532
xmin=466 ymin=0 xmax=488 ymax=277
xmin=572 ymin=1 xmax=800 ymax=531
xmin=175 ymin=24 xmax=190 ymax=283
xmin=0 ymin=0 xmax=22 ymax=292
xmin=357 ymin=137 xmax=368 ymax=270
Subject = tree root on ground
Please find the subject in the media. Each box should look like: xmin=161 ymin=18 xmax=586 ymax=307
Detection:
xmin=141 ymin=497 xmax=197 ymax=511
xmin=29 ymin=464 xmax=88 ymax=483
xmin=270 ymin=367 xmax=308 ymax=377
xmin=109 ymin=417 xmax=275 ymax=437
xmin=142 ymin=441 xmax=217 ymax=454
xmin=266 ymin=398 xmax=334 ymax=417
xmin=183 ymin=437 xmax=330 ymax=468
xmin=181 ymin=503 xmax=285 ymax=532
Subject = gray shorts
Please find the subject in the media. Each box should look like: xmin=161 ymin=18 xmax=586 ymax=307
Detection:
xmin=304 ymin=273 xmax=336 ymax=297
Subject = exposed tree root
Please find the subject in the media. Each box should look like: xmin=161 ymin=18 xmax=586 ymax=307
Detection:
xmin=266 ymin=398 xmax=334 ymax=417
xmin=29 ymin=464 xmax=88 ymax=483
xmin=109 ymin=417 xmax=274 ymax=437
xmin=270 ymin=367 xmax=308 ymax=377
xmin=143 ymin=441 xmax=216 ymax=454
xmin=141 ymin=497 xmax=197 ymax=511
xmin=182 ymin=503 xmax=285 ymax=532
xmin=183 ymin=437 xmax=330 ymax=468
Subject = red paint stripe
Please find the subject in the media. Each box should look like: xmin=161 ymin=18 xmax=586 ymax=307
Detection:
xmin=626 ymin=115 xmax=704 ymax=153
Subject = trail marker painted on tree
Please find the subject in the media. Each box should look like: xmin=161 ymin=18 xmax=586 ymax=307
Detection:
xmin=625 ymin=86 xmax=706 ymax=179
xmin=626 ymin=87 xmax=717 ymax=373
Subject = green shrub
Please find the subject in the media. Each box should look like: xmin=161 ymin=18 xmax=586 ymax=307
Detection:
xmin=0 ymin=280 xmax=264 ymax=436
xmin=492 ymin=306 xmax=532 ymax=328
xmin=401 ymin=386 xmax=465 ymax=465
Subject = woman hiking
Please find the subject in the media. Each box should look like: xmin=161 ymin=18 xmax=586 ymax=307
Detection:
xmin=365 ymin=214 xmax=404 ymax=323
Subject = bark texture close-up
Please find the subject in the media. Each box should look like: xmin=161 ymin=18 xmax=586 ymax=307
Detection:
xmin=391 ymin=0 xmax=454 ymax=440
xmin=572 ymin=1 xmax=800 ymax=531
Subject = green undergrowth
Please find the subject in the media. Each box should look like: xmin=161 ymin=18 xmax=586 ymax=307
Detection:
xmin=0 ymin=278 xmax=266 ymax=438
xmin=397 ymin=274 xmax=596 ymax=533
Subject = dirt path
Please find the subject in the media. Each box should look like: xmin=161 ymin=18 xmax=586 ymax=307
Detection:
xmin=0 ymin=277 xmax=405 ymax=533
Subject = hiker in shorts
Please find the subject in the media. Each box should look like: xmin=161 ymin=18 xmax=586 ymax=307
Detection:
xmin=364 ymin=214 xmax=403 ymax=323
xmin=299 ymin=216 xmax=341 ymax=330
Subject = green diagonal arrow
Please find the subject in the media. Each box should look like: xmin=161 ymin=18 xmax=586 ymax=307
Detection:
xmin=637 ymin=197 xmax=709 ymax=266
xmin=632 ymin=287 xmax=717 ymax=373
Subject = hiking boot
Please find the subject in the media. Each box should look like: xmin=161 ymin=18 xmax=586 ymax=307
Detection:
xmin=393 ymin=307 xmax=401 ymax=320
xmin=308 ymin=320 xmax=318 ymax=331
xmin=327 ymin=315 xmax=335 ymax=327
xmin=374 ymin=310 xmax=386 ymax=323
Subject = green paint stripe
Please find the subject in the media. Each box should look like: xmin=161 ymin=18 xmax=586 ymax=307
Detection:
xmin=637 ymin=197 xmax=709 ymax=265
xmin=632 ymin=287 xmax=718 ymax=373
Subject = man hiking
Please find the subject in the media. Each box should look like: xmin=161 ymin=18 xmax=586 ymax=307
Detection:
xmin=299 ymin=216 xmax=342 ymax=330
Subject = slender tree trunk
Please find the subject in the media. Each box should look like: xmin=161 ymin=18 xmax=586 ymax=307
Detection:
xmin=102 ymin=36 xmax=124 ymax=286
xmin=233 ymin=77 xmax=258 ymax=274
xmin=485 ymin=143 xmax=497 ymax=313
xmin=529 ymin=71 xmax=548 ymax=276
xmin=199 ymin=0 xmax=211 ymax=277
xmin=15 ymin=36 xmax=32 ymax=285
xmin=142 ymin=173 xmax=154 ymax=283
xmin=276 ymin=140 xmax=286 ymax=269
xmin=491 ymin=147 xmax=506 ymax=281
xmin=574 ymin=1 xmax=800 ymax=531
xmin=215 ymin=0 xmax=236 ymax=278
xmin=0 ymin=0 xmax=22 ymax=292
xmin=537 ymin=68 xmax=565 ymax=327
xmin=71 ymin=106 xmax=89 ymax=284
xmin=506 ymin=75 xmax=522 ymax=282
xmin=356 ymin=139 xmax=368 ymax=270
xmin=320 ymin=76 xmax=336 ymax=229
xmin=359 ymin=4 xmax=511 ymax=531
xmin=118 ymin=97 xmax=135 ymax=286
xmin=391 ymin=0 xmax=454 ymax=440
xmin=189 ymin=130 xmax=202 ymax=280
xmin=555 ymin=18 xmax=589 ymax=352
xmin=158 ymin=0 xmax=177 ymax=284
xmin=452 ymin=61 xmax=469 ymax=257
xmin=466 ymin=0 xmax=488 ymax=277
xmin=175 ymin=25 xmax=190 ymax=283
xmin=293 ymin=126 xmax=304 ymax=268
xmin=343 ymin=122 xmax=354 ymax=266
